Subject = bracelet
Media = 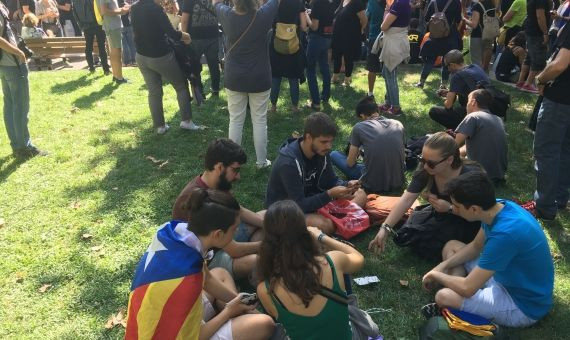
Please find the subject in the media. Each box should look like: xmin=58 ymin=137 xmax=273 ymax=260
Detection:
xmin=381 ymin=223 xmax=396 ymax=236
xmin=317 ymin=232 xmax=326 ymax=243
xmin=448 ymin=204 xmax=454 ymax=213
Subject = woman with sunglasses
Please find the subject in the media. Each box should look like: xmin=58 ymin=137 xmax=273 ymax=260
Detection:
xmin=369 ymin=131 xmax=482 ymax=256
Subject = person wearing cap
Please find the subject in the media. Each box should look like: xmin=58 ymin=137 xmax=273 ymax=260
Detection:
xmin=428 ymin=49 xmax=490 ymax=130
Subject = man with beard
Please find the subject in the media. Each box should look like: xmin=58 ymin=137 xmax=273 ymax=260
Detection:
xmin=265 ymin=112 xmax=367 ymax=234
xmin=172 ymin=138 xmax=263 ymax=280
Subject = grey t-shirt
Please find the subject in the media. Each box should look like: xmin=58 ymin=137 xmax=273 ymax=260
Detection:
xmin=350 ymin=117 xmax=406 ymax=192
xmin=98 ymin=0 xmax=122 ymax=31
xmin=455 ymin=111 xmax=508 ymax=180
xmin=215 ymin=0 xmax=278 ymax=92
xmin=0 ymin=12 xmax=18 ymax=67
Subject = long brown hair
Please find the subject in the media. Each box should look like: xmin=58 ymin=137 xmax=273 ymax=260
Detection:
xmin=257 ymin=200 xmax=322 ymax=307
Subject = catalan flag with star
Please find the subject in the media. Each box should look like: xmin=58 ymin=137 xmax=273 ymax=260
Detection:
xmin=125 ymin=221 xmax=204 ymax=340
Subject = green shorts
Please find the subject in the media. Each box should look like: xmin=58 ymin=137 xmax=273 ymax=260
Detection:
xmin=208 ymin=250 xmax=233 ymax=277
xmin=106 ymin=28 xmax=122 ymax=49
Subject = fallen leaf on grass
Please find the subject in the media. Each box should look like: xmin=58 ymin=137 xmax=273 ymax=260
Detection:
xmin=70 ymin=106 xmax=79 ymax=114
xmin=105 ymin=310 xmax=127 ymax=329
xmin=91 ymin=245 xmax=103 ymax=252
xmin=0 ymin=218 xmax=5 ymax=228
xmin=112 ymin=187 xmax=119 ymax=191
xmin=69 ymin=201 xmax=81 ymax=209
xmin=38 ymin=284 xmax=52 ymax=293
xmin=15 ymin=275 xmax=24 ymax=284
xmin=146 ymin=156 xmax=169 ymax=168
xmin=399 ymin=280 xmax=409 ymax=287
xmin=81 ymin=233 xmax=93 ymax=240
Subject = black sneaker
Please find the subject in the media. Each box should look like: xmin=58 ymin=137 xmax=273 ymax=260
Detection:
xmin=113 ymin=77 xmax=129 ymax=84
xmin=421 ymin=303 xmax=442 ymax=319
xmin=88 ymin=67 xmax=96 ymax=73
xmin=15 ymin=146 xmax=48 ymax=158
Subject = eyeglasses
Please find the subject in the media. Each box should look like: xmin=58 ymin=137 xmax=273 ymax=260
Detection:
xmin=227 ymin=166 xmax=241 ymax=174
xmin=419 ymin=156 xmax=447 ymax=169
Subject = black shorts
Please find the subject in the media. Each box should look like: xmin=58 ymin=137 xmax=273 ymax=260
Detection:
xmin=366 ymin=39 xmax=381 ymax=73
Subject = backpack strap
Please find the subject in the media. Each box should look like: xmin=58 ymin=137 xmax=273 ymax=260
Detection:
xmin=441 ymin=0 xmax=454 ymax=13
xmin=433 ymin=0 xmax=439 ymax=13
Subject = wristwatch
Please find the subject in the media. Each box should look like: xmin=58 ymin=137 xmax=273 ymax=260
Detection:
xmin=448 ymin=204 xmax=454 ymax=213
xmin=381 ymin=223 xmax=396 ymax=236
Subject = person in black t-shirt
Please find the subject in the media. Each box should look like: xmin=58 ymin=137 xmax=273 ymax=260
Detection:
xmin=533 ymin=24 xmax=570 ymax=221
xmin=181 ymin=0 xmax=221 ymax=96
xmin=517 ymin=0 xmax=551 ymax=93
xmin=56 ymin=0 xmax=81 ymax=36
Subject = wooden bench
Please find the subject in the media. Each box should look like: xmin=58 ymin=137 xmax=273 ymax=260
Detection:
xmin=24 ymin=37 xmax=104 ymax=70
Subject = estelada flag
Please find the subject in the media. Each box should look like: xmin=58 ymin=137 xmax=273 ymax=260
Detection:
xmin=125 ymin=221 xmax=205 ymax=340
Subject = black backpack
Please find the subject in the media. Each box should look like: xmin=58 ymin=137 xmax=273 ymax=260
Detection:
xmin=71 ymin=0 xmax=98 ymax=30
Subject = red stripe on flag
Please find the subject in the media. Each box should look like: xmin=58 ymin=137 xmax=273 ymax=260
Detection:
xmin=152 ymin=272 xmax=204 ymax=339
xmin=125 ymin=284 xmax=150 ymax=340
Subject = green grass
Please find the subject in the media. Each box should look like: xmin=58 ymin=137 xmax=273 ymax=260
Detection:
xmin=0 ymin=65 xmax=568 ymax=339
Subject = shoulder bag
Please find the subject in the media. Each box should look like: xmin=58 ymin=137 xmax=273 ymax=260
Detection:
xmin=225 ymin=10 xmax=257 ymax=56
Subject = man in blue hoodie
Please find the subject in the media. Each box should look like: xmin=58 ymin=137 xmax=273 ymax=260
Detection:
xmin=265 ymin=112 xmax=366 ymax=234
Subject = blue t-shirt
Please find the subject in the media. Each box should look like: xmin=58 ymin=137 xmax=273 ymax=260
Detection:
xmin=388 ymin=0 xmax=411 ymax=28
xmin=478 ymin=200 xmax=554 ymax=321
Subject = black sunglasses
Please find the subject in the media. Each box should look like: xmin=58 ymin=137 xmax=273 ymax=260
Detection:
xmin=419 ymin=156 xmax=447 ymax=169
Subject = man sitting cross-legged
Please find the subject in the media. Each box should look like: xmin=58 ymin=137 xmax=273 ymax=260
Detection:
xmin=172 ymin=138 xmax=264 ymax=280
xmin=265 ymin=112 xmax=367 ymax=234
xmin=421 ymin=171 xmax=554 ymax=327
xmin=455 ymin=89 xmax=508 ymax=184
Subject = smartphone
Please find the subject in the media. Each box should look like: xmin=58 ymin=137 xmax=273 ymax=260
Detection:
xmin=239 ymin=293 xmax=258 ymax=306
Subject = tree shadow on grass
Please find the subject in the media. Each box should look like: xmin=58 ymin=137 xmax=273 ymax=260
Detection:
xmin=72 ymin=83 xmax=119 ymax=109
xmin=50 ymin=74 xmax=96 ymax=94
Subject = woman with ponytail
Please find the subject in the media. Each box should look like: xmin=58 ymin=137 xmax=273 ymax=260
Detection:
xmin=368 ymin=132 xmax=484 ymax=259
xmin=125 ymin=188 xmax=274 ymax=340
xmin=257 ymin=200 xmax=364 ymax=340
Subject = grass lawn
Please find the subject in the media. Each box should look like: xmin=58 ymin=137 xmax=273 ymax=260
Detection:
xmin=0 ymin=64 xmax=568 ymax=339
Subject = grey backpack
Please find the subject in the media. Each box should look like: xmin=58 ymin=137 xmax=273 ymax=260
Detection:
xmin=428 ymin=0 xmax=454 ymax=38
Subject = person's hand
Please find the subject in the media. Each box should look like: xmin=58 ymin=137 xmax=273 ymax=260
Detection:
xmin=224 ymin=294 xmax=257 ymax=318
xmin=422 ymin=271 xmax=436 ymax=291
xmin=347 ymin=180 xmax=361 ymax=193
xmin=327 ymin=186 xmax=355 ymax=200
xmin=181 ymin=31 xmax=191 ymax=44
xmin=15 ymin=49 xmax=26 ymax=63
xmin=307 ymin=226 xmax=322 ymax=239
xmin=368 ymin=227 xmax=388 ymax=254
xmin=427 ymin=194 xmax=452 ymax=213
xmin=121 ymin=4 xmax=130 ymax=14
xmin=537 ymin=83 xmax=545 ymax=95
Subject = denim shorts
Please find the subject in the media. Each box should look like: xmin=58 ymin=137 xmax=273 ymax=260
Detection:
xmin=233 ymin=222 xmax=253 ymax=242
xmin=366 ymin=40 xmax=381 ymax=73
xmin=524 ymin=36 xmax=547 ymax=71
xmin=208 ymin=250 xmax=234 ymax=277
xmin=460 ymin=258 xmax=537 ymax=327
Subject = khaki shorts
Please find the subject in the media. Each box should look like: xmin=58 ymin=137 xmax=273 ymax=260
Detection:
xmin=106 ymin=28 xmax=122 ymax=49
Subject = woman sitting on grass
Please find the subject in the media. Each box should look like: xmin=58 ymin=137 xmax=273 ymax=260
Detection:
xmin=257 ymin=200 xmax=364 ymax=340
xmin=495 ymin=32 xmax=527 ymax=84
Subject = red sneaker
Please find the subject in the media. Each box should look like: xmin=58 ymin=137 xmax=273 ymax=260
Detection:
xmin=521 ymin=84 xmax=539 ymax=94
xmin=378 ymin=103 xmax=391 ymax=113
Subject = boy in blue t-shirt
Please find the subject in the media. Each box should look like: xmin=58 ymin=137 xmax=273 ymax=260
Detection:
xmin=422 ymin=171 xmax=554 ymax=327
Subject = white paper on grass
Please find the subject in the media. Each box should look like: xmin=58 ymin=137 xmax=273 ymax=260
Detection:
xmin=353 ymin=276 xmax=380 ymax=286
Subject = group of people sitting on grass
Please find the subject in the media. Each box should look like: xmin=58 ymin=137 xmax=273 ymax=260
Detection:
xmin=124 ymin=106 xmax=553 ymax=339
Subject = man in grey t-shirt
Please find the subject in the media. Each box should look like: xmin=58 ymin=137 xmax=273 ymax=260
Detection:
xmin=455 ymin=89 xmax=508 ymax=182
xmin=96 ymin=0 xmax=129 ymax=83
xmin=331 ymin=96 xmax=406 ymax=193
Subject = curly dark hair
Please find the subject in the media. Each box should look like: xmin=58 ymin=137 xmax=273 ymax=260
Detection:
xmin=257 ymin=200 xmax=323 ymax=307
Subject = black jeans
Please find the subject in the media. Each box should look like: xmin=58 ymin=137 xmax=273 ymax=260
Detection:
xmin=84 ymin=26 xmax=109 ymax=72
xmin=429 ymin=105 xmax=467 ymax=130
xmin=332 ymin=47 xmax=355 ymax=77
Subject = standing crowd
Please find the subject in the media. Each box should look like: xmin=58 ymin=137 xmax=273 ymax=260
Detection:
xmin=0 ymin=0 xmax=568 ymax=338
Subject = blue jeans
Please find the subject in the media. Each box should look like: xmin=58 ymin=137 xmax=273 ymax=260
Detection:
xmin=270 ymin=77 xmax=299 ymax=106
xmin=306 ymin=33 xmax=331 ymax=106
xmin=121 ymin=26 xmax=136 ymax=65
xmin=533 ymin=97 xmax=570 ymax=216
xmin=420 ymin=56 xmax=450 ymax=83
xmin=1 ymin=64 xmax=31 ymax=151
xmin=330 ymin=151 xmax=365 ymax=180
xmin=382 ymin=65 xmax=400 ymax=108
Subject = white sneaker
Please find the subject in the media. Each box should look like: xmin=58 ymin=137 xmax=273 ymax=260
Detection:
xmin=180 ymin=121 xmax=203 ymax=131
xmin=157 ymin=124 xmax=170 ymax=135
xmin=256 ymin=159 xmax=271 ymax=169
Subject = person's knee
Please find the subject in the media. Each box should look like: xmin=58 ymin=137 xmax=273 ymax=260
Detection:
xmin=435 ymin=288 xmax=462 ymax=308
xmin=250 ymin=315 xmax=275 ymax=339
xmin=442 ymin=240 xmax=466 ymax=260
xmin=209 ymin=267 xmax=233 ymax=282
xmin=352 ymin=188 xmax=367 ymax=208
xmin=233 ymin=314 xmax=275 ymax=340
